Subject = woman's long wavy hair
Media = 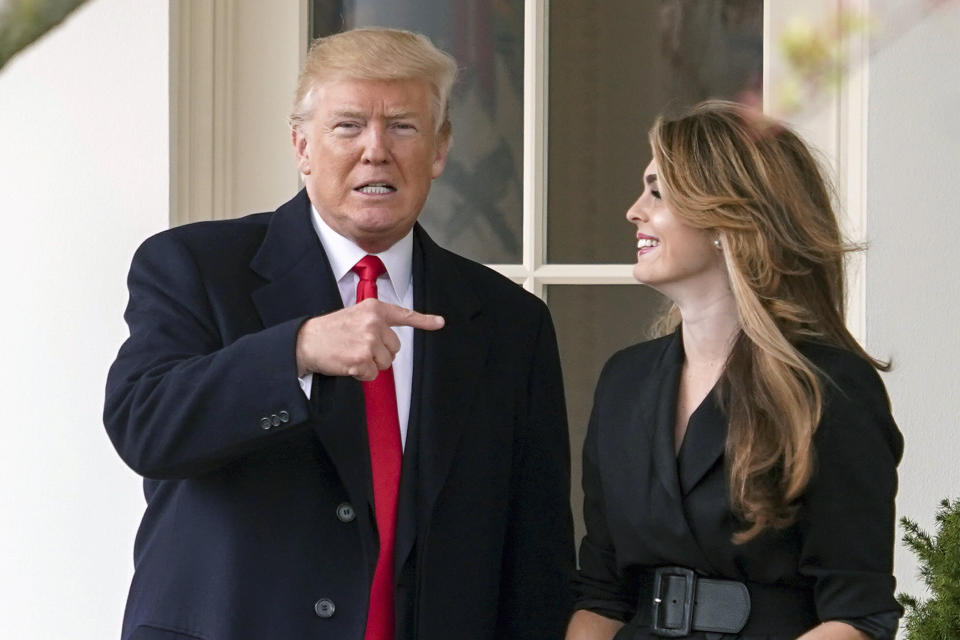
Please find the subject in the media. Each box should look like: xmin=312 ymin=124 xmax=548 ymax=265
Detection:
xmin=650 ymin=100 xmax=887 ymax=542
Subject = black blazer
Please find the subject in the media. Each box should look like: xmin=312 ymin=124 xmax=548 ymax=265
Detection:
xmin=104 ymin=190 xmax=575 ymax=640
xmin=572 ymin=329 xmax=903 ymax=639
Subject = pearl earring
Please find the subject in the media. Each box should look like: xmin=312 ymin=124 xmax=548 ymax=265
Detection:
xmin=713 ymin=237 xmax=722 ymax=250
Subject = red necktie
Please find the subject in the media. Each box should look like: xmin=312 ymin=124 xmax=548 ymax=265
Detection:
xmin=354 ymin=255 xmax=401 ymax=640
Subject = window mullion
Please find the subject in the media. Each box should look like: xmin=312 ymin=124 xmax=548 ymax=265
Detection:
xmin=523 ymin=0 xmax=549 ymax=296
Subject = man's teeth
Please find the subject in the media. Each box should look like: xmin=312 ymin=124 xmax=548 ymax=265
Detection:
xmin=637 ymin=238 xmax=660 ymax=248
xmin=357 ymin=183 xmax=394 ymax=195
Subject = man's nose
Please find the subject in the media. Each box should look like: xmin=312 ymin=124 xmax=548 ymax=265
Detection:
xmin=360 ymin=125 xmax=390 ymax=164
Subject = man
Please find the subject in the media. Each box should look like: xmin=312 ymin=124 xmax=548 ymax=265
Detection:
xmin=105 ymin=28 xmax=574 ymax=640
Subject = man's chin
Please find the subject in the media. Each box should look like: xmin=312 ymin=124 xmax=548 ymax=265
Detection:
xmin=350 ymin=221 xmax=417 ymax=254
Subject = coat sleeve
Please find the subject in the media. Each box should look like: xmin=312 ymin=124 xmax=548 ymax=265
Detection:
xmin=796 ymin=351 xmax=904 ymax=627
xmin=570 ymin=355 xmax=638 ymax=622
xmin=495 ymin=304 xmax=577 ymax=639
xmin=103 ymin=231 xmax=314 ymax=479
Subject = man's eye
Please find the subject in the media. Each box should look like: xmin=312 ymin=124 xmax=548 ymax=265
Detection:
xmin=391 ymin=122 xmax=416 ymax=132
xmin=334 ymin=122 xmax=360 ymax=131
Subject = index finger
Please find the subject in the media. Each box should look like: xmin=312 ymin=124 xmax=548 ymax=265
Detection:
xmin=381 ymin=304 xmax=445 ymax=331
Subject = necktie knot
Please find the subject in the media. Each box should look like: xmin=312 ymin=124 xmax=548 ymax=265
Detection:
xmin=353 ymin=255 xmax=386 ymax=283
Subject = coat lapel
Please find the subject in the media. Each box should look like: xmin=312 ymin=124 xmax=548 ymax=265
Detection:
xmin=394 ymin=227 xmax=489 ymax=573
xmin=393 ymin=232 xmax=427 ymax=581
xmin=248 ymin=191 xmax=373 ymax=558
xmin=249 ymin=190 xmax=344 ymax=325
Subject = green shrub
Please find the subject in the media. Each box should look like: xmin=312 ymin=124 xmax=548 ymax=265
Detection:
xmin=898 ymin=498 xmax=960 ymax=639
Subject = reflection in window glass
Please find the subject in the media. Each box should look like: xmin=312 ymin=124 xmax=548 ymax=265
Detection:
xmin=547 ymin=0 xmax=763 ymax=264
xmin=310 ymin=0 xmax=524 ymax=263
xmin=547 ymin=284 xmax=669 ymax=543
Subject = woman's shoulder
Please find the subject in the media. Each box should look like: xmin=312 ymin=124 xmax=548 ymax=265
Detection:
xmin=593 ymin=332 xmax=680 ymax=397
xmin=604 ymin=332 xmax=677 ymax=373
xmin=799 ymin=341 xmax=903 ymax=459
xmin=798 ymin=341 xmax=889 ymax=408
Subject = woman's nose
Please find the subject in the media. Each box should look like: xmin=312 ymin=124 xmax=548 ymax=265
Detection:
xmin=626 ymin=196 xmax=648 ymax=223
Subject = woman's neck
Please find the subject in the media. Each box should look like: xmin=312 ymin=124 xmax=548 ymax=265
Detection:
xmin=676 ymin=291 xmax=740 ymax=367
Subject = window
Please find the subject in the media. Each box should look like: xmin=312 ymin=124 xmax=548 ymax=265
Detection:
xmin=311 ymin=0 xmax=764 ymax=543
xmin=174 ymin=0 xmax=867 ymax=542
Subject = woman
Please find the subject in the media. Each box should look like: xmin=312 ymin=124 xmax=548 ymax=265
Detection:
xmin=567 ymin=101 xmax=903 ymax=640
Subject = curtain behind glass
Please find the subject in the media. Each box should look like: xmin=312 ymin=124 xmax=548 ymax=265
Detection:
xmin=547 ymin=0 xmax=763 ymax=264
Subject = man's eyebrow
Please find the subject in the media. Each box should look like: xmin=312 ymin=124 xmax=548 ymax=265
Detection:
xmin=384 ymin=110 xmax=423 ymax=120
xmin=328 ymin=109 xmax=366 ymax=119
xmin=645 ymin=173 xmax=658 ymax=185
xmin=326 ymin=109 xmax=423 ymax=120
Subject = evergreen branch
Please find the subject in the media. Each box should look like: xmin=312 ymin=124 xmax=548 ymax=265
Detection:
xmin=0 ymin=0 xmax=90 ymax=71
xmin=900 ymin=498 xmax=960 ymax=639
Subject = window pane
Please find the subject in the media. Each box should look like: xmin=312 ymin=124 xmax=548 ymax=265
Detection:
xmin=547 ymin=284 xmax=669 ymax=544
xmin=311 ymin=0 xmax=524 ymax=263
xmin=547 ymin=0 xmax=763 ymax=264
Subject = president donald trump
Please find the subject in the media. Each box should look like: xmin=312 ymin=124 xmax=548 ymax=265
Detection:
xmin=105 ymin=27 xmax=574 ymax=640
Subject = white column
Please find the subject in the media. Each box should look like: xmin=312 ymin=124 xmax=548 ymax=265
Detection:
xmin=0 ymin=1 xmax=170 ymax=637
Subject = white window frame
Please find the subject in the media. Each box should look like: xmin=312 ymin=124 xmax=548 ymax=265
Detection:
xmin=170 ymin=0 xmax=868 ymax=339
xmin=489 ymin=0 xmax=869 ymax=343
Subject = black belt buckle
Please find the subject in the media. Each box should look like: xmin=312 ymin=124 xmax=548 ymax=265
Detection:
xmin=650 ymin=566 xmax=696 ymax=637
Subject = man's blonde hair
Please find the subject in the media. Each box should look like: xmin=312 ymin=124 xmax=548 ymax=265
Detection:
xmin=289 ymin=28 xmax=458 ymax=140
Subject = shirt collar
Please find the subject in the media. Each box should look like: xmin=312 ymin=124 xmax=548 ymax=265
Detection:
xmin=309 ymin=205 xmax=413 ymax=300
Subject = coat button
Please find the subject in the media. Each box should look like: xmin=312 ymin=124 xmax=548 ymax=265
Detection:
xmin=336 ymin=502 xmax=356 ymax=523
xmin=259 ymin=417 xmax=272 ymax=430
xmin=278 ymin=410 xmax=290 ymax=423
xmin=314 ymin=597 xmax=336 ymax=618
xmin=270 ymin=413 xmax=281 ymax=427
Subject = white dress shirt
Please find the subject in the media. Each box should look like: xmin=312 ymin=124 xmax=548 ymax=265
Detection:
xmin=298 ymin=206 xmax=414 ymax=449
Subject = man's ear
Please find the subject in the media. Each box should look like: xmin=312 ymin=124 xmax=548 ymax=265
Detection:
xmin=292 ymin=127 xmax=311 ymax=174
xmin=432 ymin=131 xmax=451 ymax=179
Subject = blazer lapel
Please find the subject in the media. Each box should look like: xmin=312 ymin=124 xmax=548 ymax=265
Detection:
xmin=650 ymin=329 xmax=684 ymax=501
xmin=649 ymin=328 xmax=726 ymax=497
xmin=249 ymin=191 xmax=373 ymax=554
xmin=652 ymin=329 xmax=727 ymax=573
xmin=636 ymin=329 xmax=719 ymax=569
xmin=676 ymin=388 xmax=726 ymax=495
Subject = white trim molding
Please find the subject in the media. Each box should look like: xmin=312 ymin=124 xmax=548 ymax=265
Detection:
xmin=170 ymin=0 xmax=235 ymax=227
xmin=170 ymin=0 xmax=303 ymax=227
xmin=522 ymin=0 xmax=550 ymax=297
xmin=837 ymin=0 xmax=870 ymax=344
xmin=488 ymin=263 xmax=637 ymax=287
xmin=764 ymin=0 xmax=871 ymax=343
xmin=170 ymin=0 xmax=869 ymax=329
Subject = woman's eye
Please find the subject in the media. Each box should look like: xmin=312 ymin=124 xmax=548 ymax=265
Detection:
xmin=651 ymin=189 xmax=661 ymax=200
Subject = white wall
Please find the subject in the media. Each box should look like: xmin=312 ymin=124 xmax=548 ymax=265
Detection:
xmin=866 ymin=0 xmax=960 ymax=606
xmin=0 ymin=0 xmax=170 ymax=637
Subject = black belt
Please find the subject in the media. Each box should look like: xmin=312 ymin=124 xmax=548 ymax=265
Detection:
xmin=629 ymin=566 xmax=818 ymax=637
